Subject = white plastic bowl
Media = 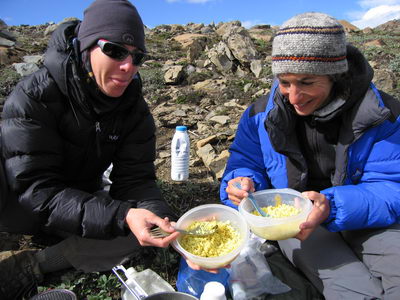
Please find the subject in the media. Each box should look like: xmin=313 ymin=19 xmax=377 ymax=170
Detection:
xmin=239 ymin=188 xmax=312 ymax=240
xmin=172 ymin=204 xmax=249 ymax=269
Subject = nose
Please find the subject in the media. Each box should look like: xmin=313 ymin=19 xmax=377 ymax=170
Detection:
xmin=286 ymin=84 xmax=304 ymax=104
xmin=119 ymin=57 xmax=139 ymax=73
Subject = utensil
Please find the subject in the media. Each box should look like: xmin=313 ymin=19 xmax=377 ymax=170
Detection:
xmin=233 ymin=182 xmax=268 ymax=217
xmin=150 ymin=224 xmax=218 ymax=239
xmin=113 ymin=265 xmax=199 ymax=300
xmin=113 ymin=265 xmax=147 ymax=300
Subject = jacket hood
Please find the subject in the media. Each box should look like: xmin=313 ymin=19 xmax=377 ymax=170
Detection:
xmin=345 ymin=44 xmax=374 ymax=103
xmin=44 ymin=20 xmax=80 ymax=97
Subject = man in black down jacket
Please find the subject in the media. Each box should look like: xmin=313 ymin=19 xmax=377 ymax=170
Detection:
xmin=0 ymin=0 xmax=180 ymax=298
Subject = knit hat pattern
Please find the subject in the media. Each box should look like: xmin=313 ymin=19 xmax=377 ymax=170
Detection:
xmin=272 ymin=12 xmax=348 ymax=75
xmin=77 ymin=0 xmax=146 ymax=52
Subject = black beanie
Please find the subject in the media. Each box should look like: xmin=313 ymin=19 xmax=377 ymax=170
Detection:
xmin=77 ymin=0 xmax=146 ymax=52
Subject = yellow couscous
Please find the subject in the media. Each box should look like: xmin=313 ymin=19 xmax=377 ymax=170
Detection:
xmin=252 ymin=203 xmax=300 ymax=218
xmin=180 ymin=220 xmax=241 ymax=257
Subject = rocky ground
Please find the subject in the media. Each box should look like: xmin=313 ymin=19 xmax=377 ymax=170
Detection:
xmin=1 ymin=16 xmax=400 ymax=299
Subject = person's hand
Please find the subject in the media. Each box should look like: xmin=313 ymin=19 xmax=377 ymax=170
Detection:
xmin=226 ymin=177 xmax=255 ymax=206
xmin=125 ymin=208 xmax=180 ymax=247
xmin=296 ymin=191 xmax=330 ymax=241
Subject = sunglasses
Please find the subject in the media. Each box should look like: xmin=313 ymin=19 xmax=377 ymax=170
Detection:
xmin=97 ymin=39 xmax=146 ymax=66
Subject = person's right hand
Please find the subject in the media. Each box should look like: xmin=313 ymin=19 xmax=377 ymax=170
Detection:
xmin=296 ymin=191 xmax=330 ymax=241
xmin=125 ymin=208 xmax=179 ymax=248
xmin=225 ymin=177 xmax=255 ymax=206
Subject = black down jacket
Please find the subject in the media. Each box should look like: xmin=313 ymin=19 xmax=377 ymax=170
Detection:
xmin=0 ymin=21 xmax=175 ymax=239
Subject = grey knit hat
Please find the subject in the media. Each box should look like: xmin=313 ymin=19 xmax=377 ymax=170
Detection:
xmin=77 ymin=0 xmax=146 ymax=52
xmin=272 ymin=12 xmax=348 ymax=75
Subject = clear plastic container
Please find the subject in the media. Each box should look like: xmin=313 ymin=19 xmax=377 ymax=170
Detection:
xmin=172 ymin=204 xmax=249 ymax=269
xmin=122 ymin=267 xmax=175 ymax=300
xmin=238 ymin=188 xmax=312 ymax=240
xmin=171 ymin=125 xmax=190 ymax=181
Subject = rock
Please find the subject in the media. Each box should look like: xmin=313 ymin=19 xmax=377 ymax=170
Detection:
xmin=223 ymin=28 xmax=258 ymax=62
xmin=187 ymin=40 xmax=204 ymax=62
xmin=209 ymin=150 xmax=230 ymax=179
xmin=13 ymin=62 xmax=39 ymax=77
xmin=210 ymin=115 xmax=230 ymax=125
xmin=364 ymin=39 xmax=386 ymax=48
xmin=243 ymin=83 xmax=252 ymax=93
xmin=373 ymin=69 xmax=396 ymax=92
xmin=196 ymin=143 xmax=216 ymax=169
xmin=362 ymin=27 xmax=374 ymax=34
xmin=23 ymin=55 xmax=43 ymax=64
xmin=0 ymin=36 xmax=15 ymax=47
xmin=164 ymin=65 xmax=185 ymax=84
xmin=250 ymin=60 xmax=263 ymax=78
xmin=173 ymin=33 xmax=207 ymax=49
xmin=0 ymin=30 xmax=16 ymax=42
xmin=207 ymin=41 xmax=234 ymax=72
xmin=216 ymin=21 xmax=242 ymax=36
xmin=0 ymin=47 xmax=11 ymax=65
xmin=338 ymin=20 xmax=360 ymax=32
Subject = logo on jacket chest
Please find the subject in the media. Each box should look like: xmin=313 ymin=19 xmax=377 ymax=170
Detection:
xmin=108 ymin=135 xmax=120 ymax=141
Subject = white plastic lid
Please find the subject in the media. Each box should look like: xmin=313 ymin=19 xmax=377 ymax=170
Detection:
xmin=200 ymin=281 xmax=226 ymax=300
xmin=176 ymin=125 xmax=187 ymax=131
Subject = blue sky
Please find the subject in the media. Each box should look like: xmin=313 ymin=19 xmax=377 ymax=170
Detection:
xmin=2 ymin=0 xmax=400 ymax=29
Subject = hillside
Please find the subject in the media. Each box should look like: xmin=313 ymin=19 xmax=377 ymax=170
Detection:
xmin=0 ymin=17 xmax=400 ymax=298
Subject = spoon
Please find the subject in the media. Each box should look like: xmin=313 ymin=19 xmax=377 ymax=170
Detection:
xmin=233 ymin=182 xmax=268 ymax=217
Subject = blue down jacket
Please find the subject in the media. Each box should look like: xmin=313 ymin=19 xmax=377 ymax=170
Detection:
xmin=220 ymin=50 xmax=400 ymax=232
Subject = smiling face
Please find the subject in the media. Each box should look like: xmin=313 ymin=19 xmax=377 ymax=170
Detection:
xmin=278 ymin=74 xmax=334 ymax=116
xmin=89 ymin=44 xmax=139 ymax=97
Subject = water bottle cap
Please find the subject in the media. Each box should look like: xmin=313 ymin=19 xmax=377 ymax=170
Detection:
xmin=176 ymin=126 xmax=187 ymax=131
xmin=202 ymin=281 xmax=226 ymax=299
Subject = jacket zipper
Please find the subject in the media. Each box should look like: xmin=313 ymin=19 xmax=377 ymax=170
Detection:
xmin=95 ymin=121 xmax=101 ymax=158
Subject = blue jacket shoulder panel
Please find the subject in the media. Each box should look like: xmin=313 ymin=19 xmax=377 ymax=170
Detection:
xmin=220 ymin=82 xmax=288 ymax=207
xmin=322 ymin=86 xmax=400 ymax=231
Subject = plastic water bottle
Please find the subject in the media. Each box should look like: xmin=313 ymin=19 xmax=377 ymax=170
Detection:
xmin=200 ymin=281 xmax=227 ymax=300
xmin=122 ymin=267 xmax=175 ymax=300
xmin=171 ymin=125 xmax=190 ymax=181
xmin=230 ymin=281 xmax=246 ymax=300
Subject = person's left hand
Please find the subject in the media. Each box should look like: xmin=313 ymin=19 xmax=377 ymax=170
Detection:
xmin=125 ymin=208 xmax=180 ymax=247
xmin=295 ymin=191 xmax=330 ymax=241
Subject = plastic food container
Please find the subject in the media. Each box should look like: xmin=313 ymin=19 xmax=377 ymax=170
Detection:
xmin=172 ymin=204 xmax=249 ymax=269
xmin=238 ymin=188 xmax=312 ymax=240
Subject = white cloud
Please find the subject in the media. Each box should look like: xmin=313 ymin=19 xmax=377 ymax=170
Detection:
xmin=166 ymin=0 xmax=215 ymax=3
xmin=358 ymin=0 xmax=399 ymax=8
xmin=241 ymin=20 xmax=262 ymax=29
xmin=350 ymin=0 xmax=400 ymax=28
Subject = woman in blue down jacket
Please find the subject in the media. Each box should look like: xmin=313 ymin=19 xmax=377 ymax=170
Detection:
xmin=221 ymin=12 xmax=400 ymax=300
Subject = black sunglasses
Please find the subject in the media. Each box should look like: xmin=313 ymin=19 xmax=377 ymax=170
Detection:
xmin=97 ymin=39 xmax=146 ymax=66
